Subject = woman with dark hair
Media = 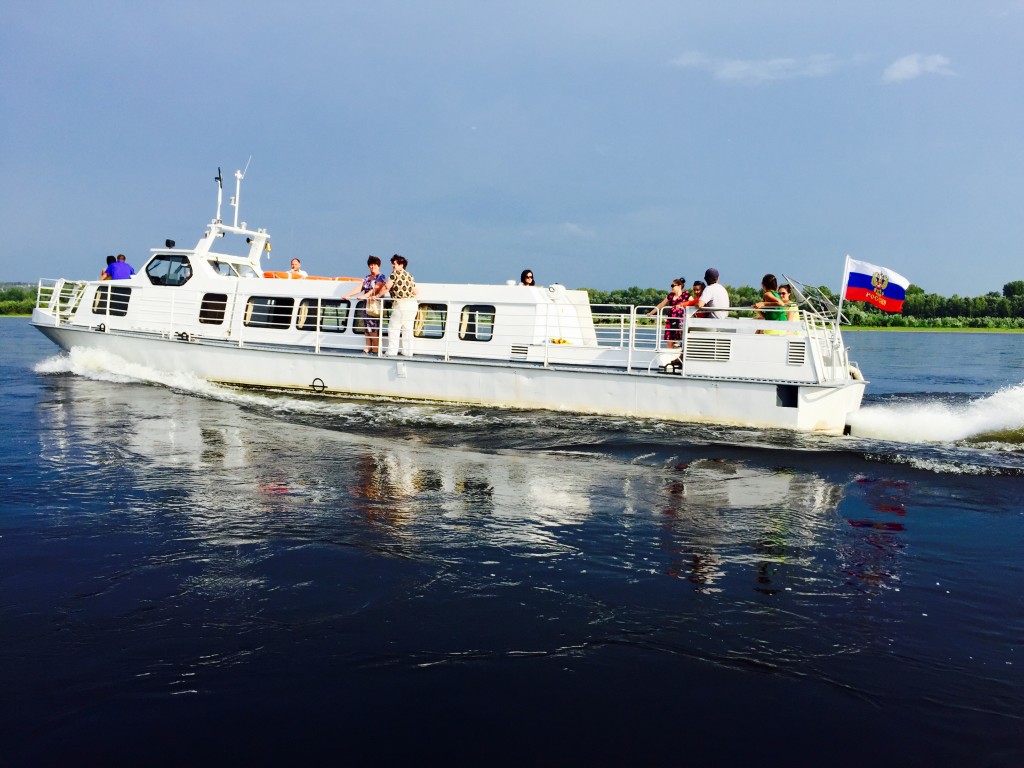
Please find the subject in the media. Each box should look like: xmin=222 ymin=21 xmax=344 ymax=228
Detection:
xmin=99 ymin=255 xmax=115 ymax=280
xmin=778 ymin=283 xmax=800 ymax=322
xmin=344 ymin=255 xmax=387 ymax=354
xmin=520 ymin=269 xmax=536 ymax=286
xmin=384 ymin=254 xmax=418 ymax=357
xmin=646 ymin=277 xmax=690 ymax=348
xmin=754 ymin=273 xmax=786 ymax=321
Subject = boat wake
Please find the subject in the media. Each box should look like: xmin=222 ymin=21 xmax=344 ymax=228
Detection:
xmin=32 ymin=347 xmax=491 ymax=429
xmin=849 ymin=382 xmax=1024 ymax=448
xmin=34 ymin=348 xmax=1024 ymax=476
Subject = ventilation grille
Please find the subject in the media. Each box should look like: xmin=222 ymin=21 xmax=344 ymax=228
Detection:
xmin=686 ymin=336 xmax=732 ymax=362
xmin=510 ymin=344 xmax=530 ymax=361
xmin=787 ymin=340 xmax=807 ymax=365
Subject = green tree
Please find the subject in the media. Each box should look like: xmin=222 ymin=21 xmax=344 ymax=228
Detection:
xmin=1003 ymin=281 xmax=1024 ymax=299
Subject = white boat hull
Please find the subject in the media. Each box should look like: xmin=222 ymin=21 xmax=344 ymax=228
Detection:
xmin=34 ymin=322 xmax=864 ymax=434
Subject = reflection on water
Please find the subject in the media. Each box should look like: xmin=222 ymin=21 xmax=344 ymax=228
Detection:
xmin=36 ymin=374 xmax=912 ymax=603
xmin=7 ymin=328 xmax=1024 ymax=764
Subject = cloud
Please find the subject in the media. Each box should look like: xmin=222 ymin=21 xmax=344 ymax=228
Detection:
xmin=560 ymin=222 xmax=594 ymax=239
xmin=882 ymin=54 xmax=954 ymax=83
xmin=671 ymin=51 xmax=841 ymax=85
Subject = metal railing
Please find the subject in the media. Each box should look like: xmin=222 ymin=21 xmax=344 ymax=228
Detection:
xmin=34 ymin=281 xmax=848 ymax=379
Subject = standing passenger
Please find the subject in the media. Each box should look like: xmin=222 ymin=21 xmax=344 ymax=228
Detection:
xmin=103 ymin=255 xmax=134 ymax=280
xmin=116 ymin=254 xmax=136 ymax=276
xmin=646 ymin=278 xmax=690 ymax=348
xmin=696 ymin=268 xmax=730 ymax=319
xmin=778 ymin=284 xmax=800 ymax=322
xmin=520 ymin=269 xmax=536 ymax=286
xmin=288 ymin=258 xmax=308 ymax=278
xmin=384 ymin=254 xmax=418 ymax=357
xmin=344 ymin=255 xmax=387 ymax=355
xmin=753 ymin=274 xmax=786 ymax=321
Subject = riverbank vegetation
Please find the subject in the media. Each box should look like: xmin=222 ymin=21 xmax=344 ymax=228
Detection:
xmin=0 ymin=285 xmax=33 ymax=315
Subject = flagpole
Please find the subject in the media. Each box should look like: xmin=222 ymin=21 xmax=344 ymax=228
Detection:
xmin=836 ymin=254 xmax=850 ymax=327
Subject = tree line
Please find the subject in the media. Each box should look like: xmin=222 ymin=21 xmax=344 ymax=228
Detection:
xmin=5 ymin=281 xmax=1024 ymax=329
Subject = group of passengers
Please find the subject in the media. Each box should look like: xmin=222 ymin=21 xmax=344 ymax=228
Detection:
xmin=752 ymin=274 xmax=800 ymax=333
xmin=343 ymin=254 xmax=418 ymax=357
xmin=647 ymin=268 xmax=798 ymax=348
xmin=645 ymin=267 xmax=731 ymax=349
xmin=99 ymin=254 xmax=135 ymax=280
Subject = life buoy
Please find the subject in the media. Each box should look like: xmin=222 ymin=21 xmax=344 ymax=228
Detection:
xmin=263 ymin=271 xmax=360 ymax=282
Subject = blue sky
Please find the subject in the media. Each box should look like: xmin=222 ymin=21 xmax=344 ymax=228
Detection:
xmin=2 ymin=1 xmax=1022 ymax=293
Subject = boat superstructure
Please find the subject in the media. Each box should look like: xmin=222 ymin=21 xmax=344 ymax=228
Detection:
xmin=32 ymin=170 xmax=866 ymax=434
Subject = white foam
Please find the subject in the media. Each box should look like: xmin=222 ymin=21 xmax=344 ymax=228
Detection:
xmin=849 ymin=382 xmax=1024 ymax=444
xmin=32 ymin=347 xmax=484 ymax=426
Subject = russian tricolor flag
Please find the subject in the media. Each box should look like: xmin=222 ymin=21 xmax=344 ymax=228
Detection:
xmin=843 ymin=258 xmax=910 ymax=313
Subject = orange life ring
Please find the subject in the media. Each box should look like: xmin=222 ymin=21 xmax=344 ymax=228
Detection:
xmin=263 ymin=271 xmax=361 ymax=281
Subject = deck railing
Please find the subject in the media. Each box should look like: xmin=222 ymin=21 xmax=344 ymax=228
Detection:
xmin=35 ymin=280 xmax=847 ymax=379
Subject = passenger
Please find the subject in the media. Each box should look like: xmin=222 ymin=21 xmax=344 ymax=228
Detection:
xmin=102 ymin=254 xmax=134 ymax=280
xmin=116 ymin=254 xmax=136 ymax=276
xmin=687 ymin=281 xmax=706 ymax=317
xmin=520 ymin=269 xmax=536 ymax=286
xmin=697 ymin=268 xmax=730 ymax=319
xmin=646 ymin=278 xmax=690 ymax=349
xmin=754 ymin=273 xmax=787 ymax=335
xmin=345 ymin=255 xmax=387 ymax=355
xmin=778 ymin=283 xmax=800 ymax=322
xmin=384 ymin=254 xmax=418 ymax=357
xmin=288 ymin=258 xmax=308 ymax=278
xmin=753 ymin=273 xmax=786 ymax=321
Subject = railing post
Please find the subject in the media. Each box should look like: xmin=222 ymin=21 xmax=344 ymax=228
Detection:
xmin=315 ymin=297 xmax=322 ymax=354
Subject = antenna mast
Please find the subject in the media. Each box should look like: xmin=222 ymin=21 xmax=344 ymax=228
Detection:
xmin=231 ymin=156 xmax=252 ymax=229
xmin=214 ymin=167 xmax=224 ymax=223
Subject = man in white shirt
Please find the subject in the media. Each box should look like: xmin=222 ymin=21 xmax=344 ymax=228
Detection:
xmin=289 ymin=258 xmax=308 ymax=278
xmin=697 ymin=267 xmax=730 ymax=319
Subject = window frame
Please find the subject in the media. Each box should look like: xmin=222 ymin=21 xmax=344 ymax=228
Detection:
xmin=243 ymin=296 xmax=296 ymax=329
xmin=458 ymin=304 xmax=496 ymax=342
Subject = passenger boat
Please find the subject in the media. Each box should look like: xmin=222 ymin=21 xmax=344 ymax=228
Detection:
xmin=31 ymin=169 xmax=866 ymax=434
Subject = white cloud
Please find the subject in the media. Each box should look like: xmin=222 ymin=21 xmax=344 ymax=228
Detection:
xmin=560 ymin=222 xmax=594 ymax=239
xmin=882 ymin=54 xmax=954 ymax=83
xmin=671 ymin=51 xmax=841 ymax=85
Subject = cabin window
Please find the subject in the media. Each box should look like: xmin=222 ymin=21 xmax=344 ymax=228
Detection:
xmin=209 ymin=260 xmax=238 ymax=277
xmin=243 ymin=296 xmax=295 ymax=329
xmin=414 ymin=303 xmax=447 ymax=339
xmin=459 ymin=305 xmax=495 ymax=342
xmin=91 ymin=285 xmax=131 ymax=316
xmin=145 ymin=255 xmax=192 ymax=286
xmin=237 ymin=265 xmax=260 ymax=278
xmin=199 ymin=293 xmax=228 ymax=325
xmin=353 ymin=300 xmax=385 ymax=335
xmin=298 ymin=299 xmax=350 ymax=332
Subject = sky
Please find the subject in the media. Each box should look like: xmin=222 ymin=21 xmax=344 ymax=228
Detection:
xmin=2 ymin=0 xmax=1023 ymax=293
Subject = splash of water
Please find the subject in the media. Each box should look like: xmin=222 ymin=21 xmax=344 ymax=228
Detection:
xmin=32 ymin=347 xmax=489 ymax=427
xmin=849 ymin=382 xmax=1024 ymax=445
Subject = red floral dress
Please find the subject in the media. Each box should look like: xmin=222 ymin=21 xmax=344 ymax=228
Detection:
xmin=664 ymin=290 xmax=691 ymax=343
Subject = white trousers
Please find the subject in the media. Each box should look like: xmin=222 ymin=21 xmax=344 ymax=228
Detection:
xmin=387 ymin=298 xmax=418 ymax=356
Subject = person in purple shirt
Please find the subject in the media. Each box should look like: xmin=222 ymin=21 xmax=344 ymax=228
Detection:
xmin=102 ymin=254 xmax=135 ymax=280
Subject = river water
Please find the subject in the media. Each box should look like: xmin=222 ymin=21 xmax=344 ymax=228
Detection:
xmin=2 ymin=319 xmax=1022 ymax=766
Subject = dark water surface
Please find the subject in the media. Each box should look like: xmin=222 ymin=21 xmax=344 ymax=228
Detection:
xmin=2 ymin=319 xmax=1023 ymax=766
